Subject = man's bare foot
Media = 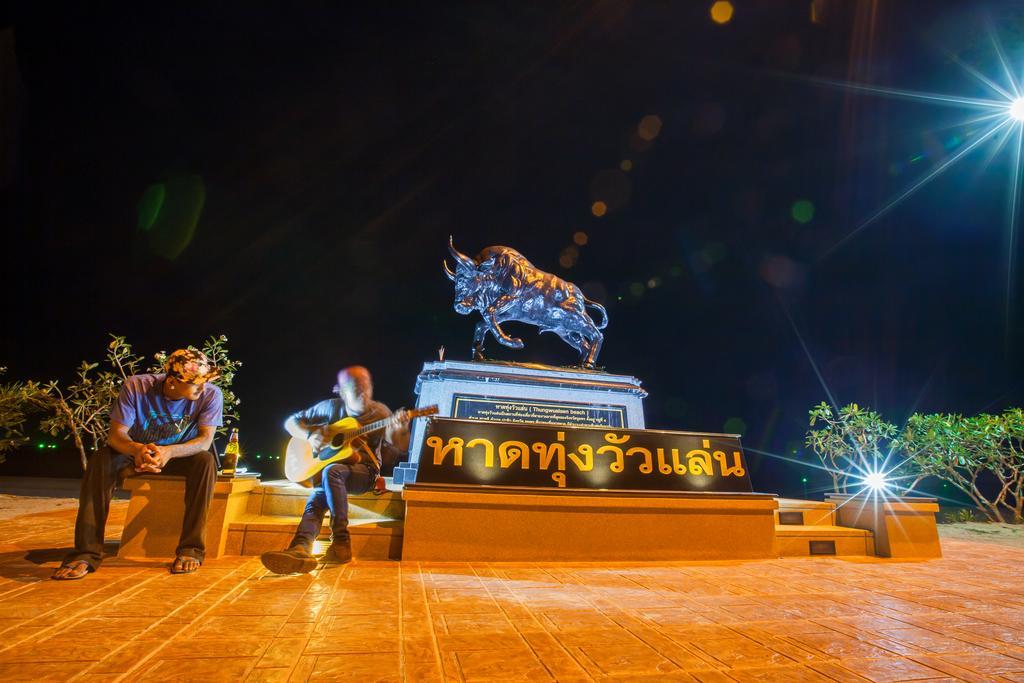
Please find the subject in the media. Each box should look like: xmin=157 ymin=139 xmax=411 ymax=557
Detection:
xmin=51 ymin=560 xmax=91 ymax=580
xmin=170 ymin=556 xmax=200 ymax=574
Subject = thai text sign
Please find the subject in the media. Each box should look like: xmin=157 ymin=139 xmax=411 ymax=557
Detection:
xmin=452 ymin=394 xmax=626 ymax=428
xmin=417 ymin=418 xmax=752 ymax=492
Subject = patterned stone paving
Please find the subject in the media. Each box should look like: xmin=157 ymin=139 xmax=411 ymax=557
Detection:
xmin=1 ymin=503 xmax=1024 ymax=681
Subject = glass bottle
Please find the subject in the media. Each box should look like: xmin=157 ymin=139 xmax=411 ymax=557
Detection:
xmin=222 ymin=428 xmax=240 ymax=476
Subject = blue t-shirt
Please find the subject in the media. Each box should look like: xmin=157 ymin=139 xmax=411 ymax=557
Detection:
xmin=110 ymin=373 xmax=224 ymax=445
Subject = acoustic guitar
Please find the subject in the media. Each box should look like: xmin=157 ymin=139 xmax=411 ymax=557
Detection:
xmin=284 ymin=405 xmax=438 ymax=483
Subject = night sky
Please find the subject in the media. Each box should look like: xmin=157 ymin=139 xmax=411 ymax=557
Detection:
xmin=3 ymin=2 xmax=1023 ymax=496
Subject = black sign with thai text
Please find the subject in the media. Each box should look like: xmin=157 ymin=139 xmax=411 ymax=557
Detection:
xmin=416 ymin=418 xmax=752 ymax=492
xmin=451 ymin=394 xmax=626 ymax=428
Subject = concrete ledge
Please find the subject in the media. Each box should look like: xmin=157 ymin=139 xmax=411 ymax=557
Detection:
xmin=117 ymin=474 xmax=260 ymax=560
xmin=775 ymin=524 xmax=873 ymax=537
xmin=827 ymin=494 xmax=942 ymax=559
xmin=402 ymin=484 xmax=778 ymax=561
xmin=244 ymin=479 xmax=404 ymax=519
xmin=226 ymin=518 xmax=402 ymax=559
xmin=774 ymin=524 xmax=875 ymax=557
xmin=775 ymin=498 xmax=836 ymax=526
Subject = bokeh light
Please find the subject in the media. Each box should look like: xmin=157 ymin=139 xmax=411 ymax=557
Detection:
xmin=620 ymin=159 xmax=633 ymax=171
xmin=590 ymin=201 xmax=607 ymax=217
xmin=723 ymin=416 xmax=746 ymax=435
xmin=790 ymin=199 xmax=815 ymax=223
xmin=559 ymin=245 xmax=580 ymax=268
xmin=709 ymin=1 xmax=734 ymax=25
xmin=137 ymin=183 xmax=166 ymax=231
xmin=758 ymin=254 xmax=806 ymax=290
xmin=573 ymin=231 xmax=589 ymax=246
xmin=637 ymin=114 xmax=663 ymax=142
xmin=136 ymin=174 xmax=206 ymax=260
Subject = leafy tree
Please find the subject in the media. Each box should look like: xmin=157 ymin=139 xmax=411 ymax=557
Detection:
xmin=805 ymin=402 xmax=899 ymax=493
xmin=902 ymin=411 xmax=1024 ymax=523
xmin=0 ymin=368 xmax=35 ymax=463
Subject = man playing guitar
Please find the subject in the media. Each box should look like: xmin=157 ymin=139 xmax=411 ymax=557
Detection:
xmin=261 ymin=366 xmax=410 ymax=573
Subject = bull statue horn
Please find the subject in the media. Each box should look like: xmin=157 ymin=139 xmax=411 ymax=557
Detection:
xmin=442 ymin=259 xmax=456 ymax=281
xmin=448 ymin=235 xmax=476 ymax=270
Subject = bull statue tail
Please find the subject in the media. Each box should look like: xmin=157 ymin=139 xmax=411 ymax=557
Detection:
xmin=584 ymin=299 xmax=608 ymax=329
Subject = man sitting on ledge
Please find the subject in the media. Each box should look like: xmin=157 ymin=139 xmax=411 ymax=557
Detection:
xmin=51 ymin=348 xmax=224 ymax=580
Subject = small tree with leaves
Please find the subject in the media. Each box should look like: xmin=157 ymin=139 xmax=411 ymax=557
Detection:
xmin=902 ymin=410 xmax=1024 ymax=523
xmin=805 ymin=401 xmax=900 ymax=494
xmin=0 ymin=368 xmax=35 ymax=464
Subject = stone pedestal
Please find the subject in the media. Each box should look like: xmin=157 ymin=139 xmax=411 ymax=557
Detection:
xmin=401 ymin=483 xmax=778 ymax=561
xmin=118 ymin=473 xmax=260 ymax=560
xmin=826 ymin=494 xmax=941 ymax=558
xmin=394 ymin=360 xmax=647 ymax=486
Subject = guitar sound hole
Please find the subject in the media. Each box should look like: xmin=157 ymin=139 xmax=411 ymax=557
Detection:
xmin=331 ymin=435 xmax=345 ymax=448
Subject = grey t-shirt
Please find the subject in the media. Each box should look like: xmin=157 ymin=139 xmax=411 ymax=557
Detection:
xmin=290 ymin=398 xmax=403 ymax=472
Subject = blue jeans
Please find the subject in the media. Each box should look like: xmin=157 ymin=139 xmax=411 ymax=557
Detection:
xmin=290 ymin=462 xmax=372 ymax=551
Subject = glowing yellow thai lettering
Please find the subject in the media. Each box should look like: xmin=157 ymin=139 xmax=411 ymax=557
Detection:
xmin=686 ymin=439 xmax=714 ymax=476
xmin=465 ymin=438 xmax=494 ymax=467
xmin=498 ymin=440 xmax=530 ymax=469
xmin=713 ymin=449 xmax=746 ymax=477
xmin=427 ymin=435 xmax=464 ymax=467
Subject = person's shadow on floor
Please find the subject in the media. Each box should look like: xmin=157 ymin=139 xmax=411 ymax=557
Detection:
xmin=0 ymin=545 xmax=165 ymax=581
xmin=23 ymin=544 xmax=118 ymax=565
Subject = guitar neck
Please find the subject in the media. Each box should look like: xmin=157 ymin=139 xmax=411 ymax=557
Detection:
xmin=353 ymin=416 xmax=394 ymax=438
xmin=352 ymin=408 xmax=434 ymax=438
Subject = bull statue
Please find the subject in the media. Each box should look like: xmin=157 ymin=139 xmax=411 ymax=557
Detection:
xmin=443 ymin=237 xmax=608 ymax=368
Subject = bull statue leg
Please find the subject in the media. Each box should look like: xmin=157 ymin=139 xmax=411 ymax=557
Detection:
xmin=582 ymin=329 xmax=603 ymax=368
xmin=555 ymin=330 xmax=589 ymax=368
xmin=472 ymin=320 xmax=489 ymax=360
xmin=487 ymin=311 xmax=524 ymax=349
xmin=471 ymin=314 xmax=524 ymax=360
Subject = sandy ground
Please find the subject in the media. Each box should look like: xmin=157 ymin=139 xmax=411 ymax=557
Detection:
xmin=938 ymin=520 xmax=1024 ymax=548
xmin=0 ymin=494 xmax=80 ymax=521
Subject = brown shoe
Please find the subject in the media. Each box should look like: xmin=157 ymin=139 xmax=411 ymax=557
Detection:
xmin=261 ymin=546 xmax=317 ymax=574
xmin=324 ymin=541 xmax=352 ymax=564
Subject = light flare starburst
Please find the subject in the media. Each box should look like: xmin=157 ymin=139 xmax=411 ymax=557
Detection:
xmin=1010 ymin=97 xmax=1024 ymax=121
xmin=807 ymin=26 xmax=1024 ymax=348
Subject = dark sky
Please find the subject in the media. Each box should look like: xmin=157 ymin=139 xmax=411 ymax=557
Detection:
xmin=3 ymin=2 xmax=1023 ymax=495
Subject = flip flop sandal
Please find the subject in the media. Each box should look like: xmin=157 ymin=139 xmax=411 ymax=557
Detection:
xmin=52 ymin=560 xmax=90 ymax=580
xmin=170 ymin=556 xmax=200 ymax=574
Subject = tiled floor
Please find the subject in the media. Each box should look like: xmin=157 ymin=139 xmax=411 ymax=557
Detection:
xmin=1 ymin=503 xmax=1023 ymax=681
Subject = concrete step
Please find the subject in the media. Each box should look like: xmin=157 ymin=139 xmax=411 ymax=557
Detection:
xmin=774 ymin=524 xmax=875 ymax=557
xmin=227 ymin=513 xmax=403 ymax=560
xmin=774 ymin=498 xmax=836 ymax=526
xmin=245 ymin=478 xmax=405 ymax=520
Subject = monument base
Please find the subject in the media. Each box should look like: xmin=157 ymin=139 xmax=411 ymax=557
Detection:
xmin=401 ymin=483 xmax=778 ymax=561
xmin=395 ymin=360 xmax=648 ymax=486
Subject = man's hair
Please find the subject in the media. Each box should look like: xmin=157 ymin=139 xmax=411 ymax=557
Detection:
xmin=336 ymin=366 xmax=372 ymax=398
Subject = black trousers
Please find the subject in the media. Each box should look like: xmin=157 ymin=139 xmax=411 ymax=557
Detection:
xmin=63 ymin=446 xmax=217 ymax=569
